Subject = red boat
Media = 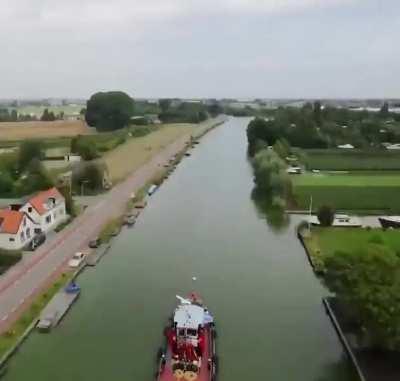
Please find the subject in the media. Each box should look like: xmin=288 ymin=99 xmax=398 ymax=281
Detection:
xmin=156 ymin=294 xmax=217 ymax=381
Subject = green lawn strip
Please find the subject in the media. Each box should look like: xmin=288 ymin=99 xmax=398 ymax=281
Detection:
xmin=294 ymin=185 xmax=400 ymax=212
xmin=303 ymin=227 xmax=400 ymax=273
xmin=293 ymin=173 xmax=400 ymax=187
xmin=300 ymin=149 xmax=400 ymax=171
xmin=0 ymin=271 xmax=74 ymax=359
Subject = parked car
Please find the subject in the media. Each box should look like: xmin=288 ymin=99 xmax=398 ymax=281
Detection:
xmin=29 ymin=233 xmax=46 ymax=251
xmin=88 ymin=238 xmax=101 ymax=249
xmin=68 ymin=252 xmax=86 ymax=268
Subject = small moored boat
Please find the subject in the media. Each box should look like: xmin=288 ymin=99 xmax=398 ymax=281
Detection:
xmin=379 ymin=216 xmax=400 ymax=229
xmin=156 ymin=293 xmax=217 ymax=381
xmin=148 ymin=184 xmax=158 ymax=196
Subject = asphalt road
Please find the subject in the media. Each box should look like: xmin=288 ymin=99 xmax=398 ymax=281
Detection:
xmin=0 ymin=135 xmax=189 ymax=332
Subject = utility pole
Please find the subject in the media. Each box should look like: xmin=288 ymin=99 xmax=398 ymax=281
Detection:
xmin=308 ymin=195 xmax=313 ymax=233
xmin=81 ymin=180 xmax=89 ymax=196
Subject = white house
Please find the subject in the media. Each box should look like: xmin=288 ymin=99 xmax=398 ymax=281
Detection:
xmin=0 ymin=210 xmax=37 ymax=250
xmin=20 ymin=187 xmax=67 ymax=233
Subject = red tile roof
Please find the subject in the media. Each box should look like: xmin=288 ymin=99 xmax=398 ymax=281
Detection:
xmin=0 ymin=210 xmax=24 ymax=234
xmin=28 ymin=187 xmax=63 ymax=216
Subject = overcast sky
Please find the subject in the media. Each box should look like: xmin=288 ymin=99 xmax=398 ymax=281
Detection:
xmin=1 ymin=0 xmax=399 ymax=99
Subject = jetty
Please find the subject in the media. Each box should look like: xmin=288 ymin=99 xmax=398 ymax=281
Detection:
xmin=37 ymin=285 xmax=80 ymax=332
xmin=86 ymin=244 xmax=111 ymax=266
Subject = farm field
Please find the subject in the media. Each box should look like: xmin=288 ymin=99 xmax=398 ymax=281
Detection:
xmin=293 ymin=172 xmax=400 ymax=213
xmin=103 ymin=123 xmax=195 ymax=182
xmin=9 ymin=104 xmax=84 ymax=117
xmin=0 ymin=120 xmax=93 ymax=140
xmin=299 ymin=148 xmax=400 ymax=170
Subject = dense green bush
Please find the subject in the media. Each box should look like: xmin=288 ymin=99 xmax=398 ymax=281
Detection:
xmin=0 ymin=250 xmax=22 ymax=273
xmin=18 ymin=140 xmax=44 ymax=171
xmin=72 ymin=162 xmax=105 ymax=192
xmin=324 ymin=245 xmax=400 ymax=350
xmin=317 ymin=205 xmax=335 ymax=226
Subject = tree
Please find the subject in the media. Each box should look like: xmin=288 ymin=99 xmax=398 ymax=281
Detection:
xmin=159 ymin=99 xmax=172 ymax=113
xmin=85 ymin=91 xmax=134 ymax=131
xmin=0 ymin=172 xmax=14 ymax=195
xmin=10 ymin=109 xmax=18 ymax=122
xmin=324 ymin=245 xmax=400 ymax=350
xmin=40 ymin=108 xmax=56 ymax=121
xmin=58 ymin=185 xmax=75 ymax=216
xmin=72 ymin=162 xmax=105 ymax=192
xmin=313 ymin=101 xmax=322 ymax=126
xmin=317 ymin=205 xmax=335 ymax=226
xmin=18 ymin=140 xmax=44 ymax=171
xmin=17 ymin=159 xmax=54 ymax=194
xmin=70 ymin=136 xmax=98 ymax=160
xmin=380 ymin=101 xmax=389 ymax=117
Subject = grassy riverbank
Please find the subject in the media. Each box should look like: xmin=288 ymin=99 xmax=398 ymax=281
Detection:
xmin=302 ymin=226 xmax=400 ymax=272
xmin=104 ymin=117 xmax=225 ymax=183
xmin=103 ymin=124 xmax=194 ymax=183
xmin=0 ymin=272 xmax=73 ymax=359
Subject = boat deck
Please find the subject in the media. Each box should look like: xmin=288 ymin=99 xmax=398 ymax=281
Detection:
xmin=158 ymin=326 xmax=212 ymax=381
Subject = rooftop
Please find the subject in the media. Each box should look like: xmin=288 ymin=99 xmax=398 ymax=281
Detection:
xmin=0 ymin=210 xmax=24 ymax=234
xmin=174 ymin=304 xmax=205 ymax=329
xmin=28 ymin=187 xmax=63 ymax=215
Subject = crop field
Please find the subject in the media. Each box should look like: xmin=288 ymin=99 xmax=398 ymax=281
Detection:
xmin=0 ymin=120 xmax=94 ymax=141
xmin=293 ymin=172 xmax=400 ymax=212
xmin=9 ymin=104 xmax=84 ymax=117
xmin=103 ymin=123 xmax=195 ymax=182
xmin=300 ymin=149 xmax=400 ymax=170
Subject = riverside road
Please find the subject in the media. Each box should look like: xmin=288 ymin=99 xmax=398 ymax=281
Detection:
xmin=0 ymin=135 xmax=190 ymax=333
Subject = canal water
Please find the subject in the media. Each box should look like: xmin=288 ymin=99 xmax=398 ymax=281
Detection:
xmin=3 ymin=117 xmax=355 ymax=381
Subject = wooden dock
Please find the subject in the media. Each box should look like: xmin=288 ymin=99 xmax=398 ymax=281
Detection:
xmin=37 ymin=289 xmax=80 ymax=331
xmin=86 ymin=244 xmax=111 ymax=267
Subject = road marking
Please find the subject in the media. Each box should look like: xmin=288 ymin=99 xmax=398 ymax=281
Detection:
xmin=1 ymin=315 xmax=8 ymax=321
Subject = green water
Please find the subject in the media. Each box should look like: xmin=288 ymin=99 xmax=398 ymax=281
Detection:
xmin=3 ymin=118 xmax=355 ymax=381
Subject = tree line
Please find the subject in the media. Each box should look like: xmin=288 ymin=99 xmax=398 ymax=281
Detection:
xmin=247 ymin=103 xmax=400 ymax=154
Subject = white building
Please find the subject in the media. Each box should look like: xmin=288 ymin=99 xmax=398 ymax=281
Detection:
xmin=20 ymin=187 xmax=67 ymax=233
xmin=0 ymin=210 xmax=37 ymax=250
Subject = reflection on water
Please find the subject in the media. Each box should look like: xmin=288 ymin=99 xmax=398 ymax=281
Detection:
xmin=251 ymin=188 xmax=291 ymax=232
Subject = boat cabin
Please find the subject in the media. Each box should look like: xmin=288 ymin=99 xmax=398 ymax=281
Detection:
xmin=174 ymin=304 xmax=204 ymax=346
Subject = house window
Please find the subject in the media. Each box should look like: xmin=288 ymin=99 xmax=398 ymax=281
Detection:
xmin=46 ymin=215 xmax=52 ymax=224
xmin=9 ymin=238 xmax=15 ymax=242
xmin=20 ymin=231 xmax=25 ymax=242
xmin=23 ymin=218 xmax=26 ymax=227
xmin=28 ymin=207 xmax=32 ymax=213
xmin=26 ymin=228 xmax=31 ymax=239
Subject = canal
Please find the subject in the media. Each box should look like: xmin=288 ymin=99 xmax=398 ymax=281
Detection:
xmin=3 ymin=117 xmax=355 ymax=381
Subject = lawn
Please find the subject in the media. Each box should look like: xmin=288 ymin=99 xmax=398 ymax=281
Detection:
xmin=302 ymin=227 xmax=400 ymax=272
xmin=299 ymin=149 xmax=400 ymax=171
xmin=292 ymin=172 xmax=400 ymax=213
xmin=103 ymin=123 xmax=195 ymax=182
